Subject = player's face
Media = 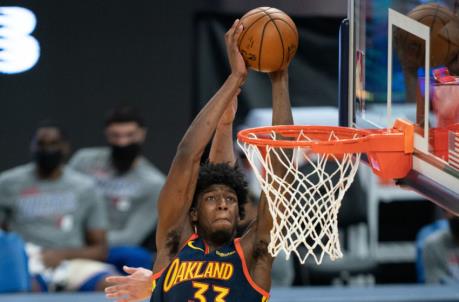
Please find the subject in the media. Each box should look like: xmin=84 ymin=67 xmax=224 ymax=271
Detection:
xmin=105 ymin=122 xmax=146 ymax=146
xmin=31 ymin=127 xmax=68 ymax=175
xmin=196 ymin=184 xmax=239 ymax=240
xmin=32 ymin=127 xmax=67 ymax=155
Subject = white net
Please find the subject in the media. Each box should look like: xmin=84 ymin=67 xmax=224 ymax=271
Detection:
xmin=238 ymin=129 xmax=361 ymax=265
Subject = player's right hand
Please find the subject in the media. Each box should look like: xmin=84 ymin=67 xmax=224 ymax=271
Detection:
xmin=105 ymin=266 xmax=153 ymax=302
xmin=225 ymin=19 xmax=247 ymax=84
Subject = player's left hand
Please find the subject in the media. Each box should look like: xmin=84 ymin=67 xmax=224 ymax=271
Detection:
xmin=105 ymin=266 xmax=153 ymax=302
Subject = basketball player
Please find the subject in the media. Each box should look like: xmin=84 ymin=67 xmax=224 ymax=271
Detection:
xmin=105 ymin=19 xmax=294 ymax=301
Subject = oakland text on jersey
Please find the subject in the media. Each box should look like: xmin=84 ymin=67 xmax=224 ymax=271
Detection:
xmin=163 ymin=259 xmax=234 ymax=292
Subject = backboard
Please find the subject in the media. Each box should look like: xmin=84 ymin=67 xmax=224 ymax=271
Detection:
xmin=341 ymin=0 xmax=459 ymax=214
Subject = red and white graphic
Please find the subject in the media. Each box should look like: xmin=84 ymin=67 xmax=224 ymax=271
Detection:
xmin=20 ymin=186 xmax=40 ymax=196
xmin=449 ymin=126 xmax=459 ymax=170
xmin=57 ymin=215 xmax=74 ymax=232
xmin=112 ymin=197 xmax=131 ymax=212
xmin=433 ymin=67 xmax=459 ymax=84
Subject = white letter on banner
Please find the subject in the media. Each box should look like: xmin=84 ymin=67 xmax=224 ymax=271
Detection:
xmin=0 ymin=7 xmax=40 ymax=74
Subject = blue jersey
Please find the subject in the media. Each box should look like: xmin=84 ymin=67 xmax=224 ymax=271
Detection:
xmin=150 ymin=234 xmax=269 ymax=302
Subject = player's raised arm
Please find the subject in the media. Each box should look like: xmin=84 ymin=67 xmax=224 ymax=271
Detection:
xmin=154 ymin=19 xmax=247 ymax=265
xmin=240 ymin=68 xmax=293 ymax=291
xmin=208 ymin=96 xmax=237 ymax=166
xmin=256 ymin=68 xmax=294 ymax=241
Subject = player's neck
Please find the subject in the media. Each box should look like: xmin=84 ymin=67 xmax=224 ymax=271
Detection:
xmin=204 ymin=240 xmax=232 ymax=253
xmin=35 ymin=166 xmax=63 ymax=180
xmin=198 ymin=229 xmax=235 ymax=252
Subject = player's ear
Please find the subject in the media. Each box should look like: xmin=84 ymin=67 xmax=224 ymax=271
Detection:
xmin=139 ymin=127 xmax=147 ymax=143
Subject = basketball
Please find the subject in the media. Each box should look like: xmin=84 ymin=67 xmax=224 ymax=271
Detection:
xmin=238 ymin=7 xmax=298 ymax=73
xmin=395 ymin=3 xmax=459 ymax=69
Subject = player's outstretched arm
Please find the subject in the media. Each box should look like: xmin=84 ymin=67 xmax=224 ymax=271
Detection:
xmin=254 ymin=69 xmax=294 ymax=249
xmin=154 ymin=19 xmax=247 ymax=266
xmin=240 ymin=68 xmax=293 ymax=291
xmin=208 ymin=96 xmax=237 ymax=166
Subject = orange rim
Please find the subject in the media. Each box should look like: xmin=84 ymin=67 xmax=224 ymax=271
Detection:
xmin=237 ymin=120 xmax=414 ymax=182
xmin=237 ymin=119 xmax=414 ymax=154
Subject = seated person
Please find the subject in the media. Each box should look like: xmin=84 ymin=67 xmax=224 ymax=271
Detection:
xmin=0 ymin=123 xmax=116 ymax=291
xmin=69 ymin=106 xmax=165 ymax=273
xmin=423 ymin=211 xmax=459 ymax=284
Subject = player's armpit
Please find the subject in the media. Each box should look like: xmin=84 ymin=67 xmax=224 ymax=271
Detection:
xmin=237 ymin=230 xmax=273 ymax=294
xmin=155 ymin=152 xmax=198 ymax=248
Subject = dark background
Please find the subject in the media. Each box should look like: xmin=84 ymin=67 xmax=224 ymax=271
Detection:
xmin=0 ymin=0 xmax=345 ymax=173
xmin=1 ymin=1 xmax=444 ymax=285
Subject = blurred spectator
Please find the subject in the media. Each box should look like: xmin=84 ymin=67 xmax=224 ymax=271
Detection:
xmin=423 ymin=212 xmax=459 ymax=284
xmin=0 ymin=123 xmax=115 ymax=292
xmin=416 ymin=218 xmax=448 ymax=283
xmin=237 ymin=194 xmax=294 ymax=287
xmin=69 ymin=106 xmax=165 ymax=273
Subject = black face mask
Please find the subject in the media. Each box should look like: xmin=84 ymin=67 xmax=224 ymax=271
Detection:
xmin=33 ymin=150 xmax=64 ymax=177
xmin=449 ymin=217 xmax=459 ymax=241
xmin=110 ymin=143 xmax=141 ymax=174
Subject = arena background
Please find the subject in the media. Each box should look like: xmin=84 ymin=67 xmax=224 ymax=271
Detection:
xmin=3 ymin=1 xmax=459 ymax=297
xmin=0 ymin=0 xmax=345 ymax=173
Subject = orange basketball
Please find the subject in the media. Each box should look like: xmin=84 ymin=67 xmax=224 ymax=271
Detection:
xmin=238 ymin=7 xmax=298 ymax=73
xmin=395 ymin=3 xmax=459 ymax=69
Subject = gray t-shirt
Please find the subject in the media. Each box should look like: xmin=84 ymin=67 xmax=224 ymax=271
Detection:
xmin=0 ymin=163 xmax=107 ymax=249
xmin=69 ymin=147 xmax=165 ymax=246
xmin=423 ymin=228 xmax=459 ymax=284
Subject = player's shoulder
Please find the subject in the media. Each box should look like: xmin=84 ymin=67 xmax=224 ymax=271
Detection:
xmin=72 ymin=147 xmax=110 ymax=161
xmin=137 ymin=157 xmax=165 ymax=183
xmin=0 ymin=163 xmax=34 ymax=184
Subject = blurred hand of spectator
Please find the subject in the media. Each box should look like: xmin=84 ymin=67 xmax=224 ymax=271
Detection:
xmin=42 ymin=250 xmax=66 ymax=268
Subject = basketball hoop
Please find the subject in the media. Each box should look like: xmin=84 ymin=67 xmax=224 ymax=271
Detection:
xmin=237 ymin=119 xmax=414 ymax=264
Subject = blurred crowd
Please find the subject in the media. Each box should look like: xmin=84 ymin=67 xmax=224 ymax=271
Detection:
xmin=0 ymin=106 xmax=165 ymax=292
xmin=0 ymin=105 xmax=295 ymax=293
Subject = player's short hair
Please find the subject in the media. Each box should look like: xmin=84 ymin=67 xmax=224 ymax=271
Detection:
xmin=192 ymin=162 xmax=248 ymax=219
xmin=105 ymin=105 xmax=145 ymax=128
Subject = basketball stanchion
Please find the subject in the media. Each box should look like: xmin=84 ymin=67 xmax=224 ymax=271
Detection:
xmin=237 ymin=119 xmax=414 ymax=264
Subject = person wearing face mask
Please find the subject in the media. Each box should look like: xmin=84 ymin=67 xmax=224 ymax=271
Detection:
xmin=0 ymin=123 xmax=116 ymax=292
xmin=423 ymin=211 xmax=459 ymax=284
xmin=69 ymin=106 xmax=165 ymax=273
